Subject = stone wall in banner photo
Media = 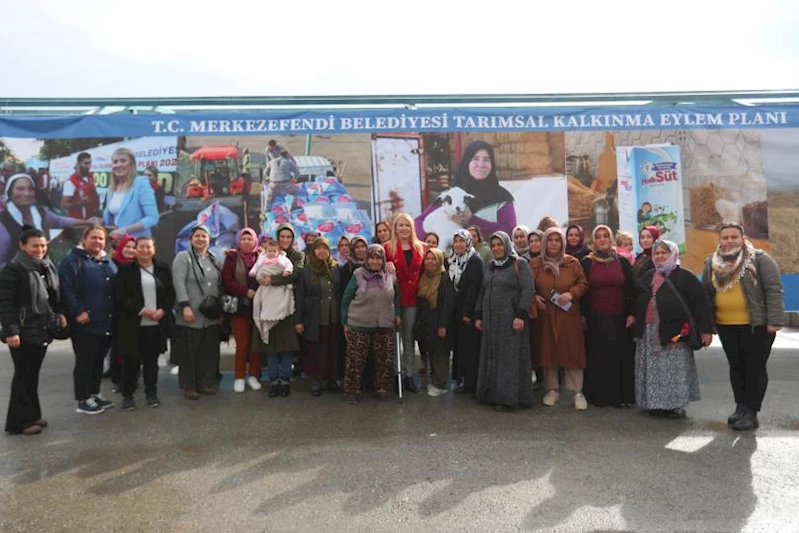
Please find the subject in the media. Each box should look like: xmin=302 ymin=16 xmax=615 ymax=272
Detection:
xmin=565 ymin=129 xmax=771 ymax=274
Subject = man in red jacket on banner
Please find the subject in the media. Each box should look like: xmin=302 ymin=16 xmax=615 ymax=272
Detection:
xmin=61 ymin=152 xmax=100 ymax=219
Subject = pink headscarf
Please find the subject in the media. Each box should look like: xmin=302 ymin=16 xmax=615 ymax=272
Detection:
xmin=236 ymin=228 xmax=259 ymax=265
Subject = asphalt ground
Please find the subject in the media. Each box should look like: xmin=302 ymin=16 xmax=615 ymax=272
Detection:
xmin=1 ymin=331 xmax=798 ymax=532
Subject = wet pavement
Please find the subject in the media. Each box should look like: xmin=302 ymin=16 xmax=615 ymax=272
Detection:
xmin=1 ymin=332 xmax=798 ymax=532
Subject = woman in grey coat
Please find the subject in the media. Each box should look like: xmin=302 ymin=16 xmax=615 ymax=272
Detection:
xmin=172 ymin=225 xmax=222 ymax=399
xmin=474 ymin=231 xmax=535 ymax=411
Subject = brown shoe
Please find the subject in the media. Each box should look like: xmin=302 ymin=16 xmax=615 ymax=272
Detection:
xmin=22 ymin=425 xmax=42 ymax=435
xmin=198 ymin=386 xmax=217 ymax=395
xmin=184 ymin=389 xmax=200 ymax=400
xmin=34 ymin=419 xmax=48 ymax=428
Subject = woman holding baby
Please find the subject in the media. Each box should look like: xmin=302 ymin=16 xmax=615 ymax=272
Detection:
xmin=251 ymin=223 xmax=304 ymax=397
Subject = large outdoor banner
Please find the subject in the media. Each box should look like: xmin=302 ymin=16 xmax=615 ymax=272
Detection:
xmin=1 ymin=104 xmax=798 ymax=309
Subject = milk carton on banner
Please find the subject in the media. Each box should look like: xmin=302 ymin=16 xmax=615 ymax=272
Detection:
xmin=617 ymin=145 xmax=686 ymax=253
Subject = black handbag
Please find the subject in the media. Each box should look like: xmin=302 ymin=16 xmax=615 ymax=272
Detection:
xmin=191 ymin=251 xmax=223 ymax=320
xmin=662 ymin=277 xmax=704 ymax=351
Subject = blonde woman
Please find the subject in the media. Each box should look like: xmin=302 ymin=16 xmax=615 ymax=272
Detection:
xmin=383 ymin=213 xmax=426 ymax=392
xmin=103 ymin=148 xmax=160 ymax=241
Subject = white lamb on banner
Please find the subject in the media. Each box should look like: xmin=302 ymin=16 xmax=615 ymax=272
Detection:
xmin=423 ymin=187 xmax=476 ymax=251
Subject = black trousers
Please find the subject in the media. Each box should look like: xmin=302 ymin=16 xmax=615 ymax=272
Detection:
xmin=5 ymin=344 xmax=47 ymax=433
xmin=122 ymin=326 xmax=162 ymax=398
xmin=717 ymin=325 xmax=776 ymax=412
xmin=71 ymin=332 xmax=112 ymax=401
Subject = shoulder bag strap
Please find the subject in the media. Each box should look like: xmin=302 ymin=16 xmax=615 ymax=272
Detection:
xmin=662 ymin=275 xmax=697 ymax=329
xmin=189 ymin=251 xmax=207 ymax=297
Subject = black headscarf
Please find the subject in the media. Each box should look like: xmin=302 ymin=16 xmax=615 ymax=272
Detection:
xmin=454 ymin=141 xmax=514 ymax=212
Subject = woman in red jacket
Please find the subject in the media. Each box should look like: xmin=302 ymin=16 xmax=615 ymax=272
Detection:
xmin=383 ymin=213 xmax=426 ymax=393
xmin=221 ymin=228 xmax=262 ymax=393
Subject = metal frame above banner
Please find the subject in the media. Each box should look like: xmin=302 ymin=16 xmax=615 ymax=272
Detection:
xmin=3 ymin=90 xmax=799 ymax=117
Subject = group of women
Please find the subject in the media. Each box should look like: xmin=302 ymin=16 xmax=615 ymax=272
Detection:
xmin=0 ymin=210 xmax=785 ymax=435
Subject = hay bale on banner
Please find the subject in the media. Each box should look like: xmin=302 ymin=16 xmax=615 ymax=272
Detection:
xmin=568 ymin=175 xmax=601 ymax=218
xmin=522 ymin=154 xmax=553 ymax=171
xmin=524 ymin=142 xmax=551 ymax=156
xmin=521 ymin=132 xmax=549 ymax=143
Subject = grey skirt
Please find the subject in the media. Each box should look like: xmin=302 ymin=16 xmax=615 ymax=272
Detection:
xmin=635 ymin=323 xmax=700 ymax=410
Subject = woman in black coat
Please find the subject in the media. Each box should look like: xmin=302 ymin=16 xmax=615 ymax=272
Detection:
xmin=448 ymin=229 xmax=484 ymax=394
xmin=295 ymin=237 xmax=342 ymax=396
xmin=0 ymin=227 xmax=66 ymax=435
xmin=633 ymin=239 xmax=713 ymax=418
xmin=114 ymin=237 xmax=175 ymax=410
xmin=415 ymin=248 xmax=454 ymax=396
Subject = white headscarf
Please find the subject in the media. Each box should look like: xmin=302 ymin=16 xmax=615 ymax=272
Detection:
xmin=448 ymin=229 xmax=476 ymax=290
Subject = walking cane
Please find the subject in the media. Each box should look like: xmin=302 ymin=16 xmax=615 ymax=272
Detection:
xmin=396 ymin=328 xmax=404 ymax=404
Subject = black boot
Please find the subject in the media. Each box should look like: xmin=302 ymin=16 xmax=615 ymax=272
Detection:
xmin=280 ymin=380 xmax=291 ymax=397
xmin=405 ymin=376 xmax=419 ymax=393
xmin=268 ymin=380 xmax=280 ymax=398
xmin=732 ymin=407 xmax=759 ymax=430
xmin=727 ymin=403 xmax=744 ymax=425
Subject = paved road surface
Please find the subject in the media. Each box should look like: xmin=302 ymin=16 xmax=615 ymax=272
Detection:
xmin=1 ymin=332 xmax=798 ymax=532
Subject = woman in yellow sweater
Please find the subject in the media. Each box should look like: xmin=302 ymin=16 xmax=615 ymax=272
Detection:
xmin=702 ymin=222 xmax=784 ymax=431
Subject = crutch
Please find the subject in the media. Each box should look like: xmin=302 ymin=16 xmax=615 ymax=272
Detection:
xmin=396 ymin=328 xmax=404 ymax=404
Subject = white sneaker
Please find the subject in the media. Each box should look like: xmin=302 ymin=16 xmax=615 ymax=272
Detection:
xmin=170 ymin=365 xmax=179 ymax=376
xmin=246 ymin=376 xmax=262 ymax=391
xmin=542 ymin=390 xmax=560 ymax=406
xmin=574 ymin=393 xmax=588 ymax=410
xmin=233 ymin=379 xmax=245 ymax=393
xmin=427 ymin=385 xmax=448 ymax=397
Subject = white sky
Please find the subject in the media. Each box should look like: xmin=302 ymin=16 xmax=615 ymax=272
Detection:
xmin=2 ymin=0 xmax=799 ymax=98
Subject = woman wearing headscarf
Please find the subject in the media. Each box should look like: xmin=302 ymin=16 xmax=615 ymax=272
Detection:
xmin=337 ymin=235 xmax=351 ymax=262
xmin=1 ymin=227 xmax=66 ymax=435
xmin=580 ymin=225 xmax=637 ymax=408
xmin=511 ymin=225 xmax=532 ymax=260
xmin=0 ymin=173 xmax=94 ymax=269
xmin=632 ymin=225 xmax=660 ymax=278
xmin=414 ymin=248 xmax=454 ymax=396
xmin=530 ymin=227 xmax=589 ymax=409
xmin=415 ymin=141 xmax=517 ymax=238
xmin=222 ymin=228 xmax=262 ymax=393
xmin=338 ymin=236 xmax=371 ymax=387
xmin=295 ymin=236 xmax=341 ymax=396
xmin=527 ymin=230 xmax=543 ymax=259
xmin=449 ymin=229 xmax=484 ymax=394
xmin=565 ymin=224 xmax=589 ymax=261
xmin=251 ymin=223 xmax=304 ymax=397
xmin=474 ymin=231 xmax=534 ymax=411
xmin=339 ymin=237 xmax=369 ymax=304
xmin=467 ymin=225 xmax=491 ymax=263
xmin=109 ymin=235 xmax=137 ymax=392
xmin=701 ymin=223 xmax=784 ymax=430
xmin=634 ymin=239 xmax=713 ymax=418
xmin=171 ymin=225 xmax=222 ymax=400
xmin=341 ymin=245 xmax=401 ymax=404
